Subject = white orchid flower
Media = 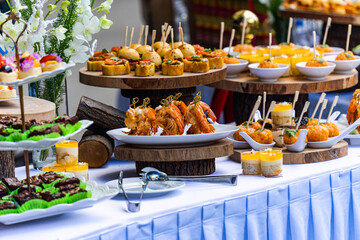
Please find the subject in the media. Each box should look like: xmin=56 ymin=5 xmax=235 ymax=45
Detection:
xmin=96 ymin=0 xmax=113 ymax=13
xmin=99 ymin=15 xmax=113 ymax=29
xmin=73 ymin=16 xmax=100 ymax=41
xmin=64 ymin=39 xmax=89 ymax=63
xmin=13 ymin=0 xmax=28 ymax=13
xmin=51 ymin=26 xmax=67 ymax=41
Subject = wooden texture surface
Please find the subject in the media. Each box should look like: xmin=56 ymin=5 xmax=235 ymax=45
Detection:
xmin=79 ymin=132 xmax=114 ymax=168
xmin=0 ymin=151 xmax=15 ymax=178
xmin=114 ymin=139 xmax=233 ymax=162
xmin=230 ymin=140 xmax=348 ymax=164
xmin=209 ymin=70 xmax=358 ymax=94
xmin=79 ymin=66 xmax=227 ymax=90
xmin=279 ymin=8 xmax=360 ymax=26
xmin=0 ymin=96 xmax=55 ymax=121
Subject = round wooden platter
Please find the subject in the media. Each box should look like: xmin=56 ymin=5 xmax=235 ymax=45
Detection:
xmin=114 ymin=139 xmax=233 ymax=176
xmin=0 ymin=96 xmax=55 ymax=121
xmin=209 ymin=70 xmax=358 ymax=94
xmin=79 ymin=66 xmax=227 ymax=90
xmin=230 ymin=140 xmax=348 ymax=164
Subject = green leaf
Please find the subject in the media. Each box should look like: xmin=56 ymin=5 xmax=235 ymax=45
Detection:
xmin=284 ymin=128 xmax=298 ymax=137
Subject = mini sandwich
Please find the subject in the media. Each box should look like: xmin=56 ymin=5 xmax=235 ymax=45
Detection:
xmin=135 ymin=59 xmax=155 ymax=77
xmin=142 ymin=51 xmax=162 ymax=69
xmin=161 ymin=59 xmax=184 ymax=76
xmin=111 ymin=46 xmax=121 ymax=56
xmin=0 ymin=54 xmax=17 ymax=82
xmin=202 ymin=49 xmax=224 ymax=69
xmin=87 ymin=49 xmax=114 ymax=71
xmin=156 ymin=47 xmax=172 ymax=59
xmin=136 ymin=45 xmax=152 ymax=57
xmin=154 ymin=41 xmax=170 ymax=51
xmin=297 ymin=0 xmax=313 ymax=10
xmin=18 ymin=52 xmax=42 ymax=79
xmin=178 ymin=43 xmax=196 ymax=58
xmin=164 ymin=48 xmax=184 ymax=61
xmin=117 ymin=47 xmax=140 ymax=70
xmin=102 ymin=57 xmax=130 ymax=76
xmin=183 ymin=55 xmax=210 ymax=73
xmin=40 ymin=54 xmax=63 ymax=72
xmin=0 ymin=85 xmax=16 ymax=99
xmin=329 ymin=0 xmax=346 ymax=14
xmin=312 ymin=0 xmax=330 ymax=12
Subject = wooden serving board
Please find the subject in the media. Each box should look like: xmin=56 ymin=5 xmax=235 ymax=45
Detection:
xmin=209 ymin=70 xmax=358 ymax=94
xmin=230 ymin=140 xmax=348 ymax=164
xmin=0 ymin=96 xmax=55 ymax=121
xmin=114 ymin=139 xmax=233 ymax=176
xmin=79 ymin=66 xmax=227 ymax=90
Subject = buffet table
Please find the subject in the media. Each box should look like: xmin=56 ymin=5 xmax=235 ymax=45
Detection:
xmin=2 ymin=146 xmax=360 ymax=240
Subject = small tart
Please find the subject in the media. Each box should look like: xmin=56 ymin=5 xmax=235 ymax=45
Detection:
xmin=0 ymin=86 xmax=16 ymax=99
xmin=102 ymin=58 xmax=130 ymax=75
xmin=0 ymin=71 xmax=18 ymax=82
xmin=87 ymin=61 xmax=104 ymax=71
xmin=161 ymin=59 xmax=184 ymax=76
xmin=41 ymin=61 xmax=62 ymax=72
xmin=183 ymin=56 xmax=209 ymax=73
xmin=135 ymin=60 xmax=155 ymax=77
xmin=18 ymin=67 xmax=42 ymax=79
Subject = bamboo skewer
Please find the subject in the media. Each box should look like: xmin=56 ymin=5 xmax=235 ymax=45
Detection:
xmin=165 ymin=26 xmax=171 ymax=47
xmin=322 ymin=17 xmax=331 ymax=45
xmin=296 ymin=101 xmax=310 ymax=130
xmin=219 ymin=22 xmax=224 ymax=50
xmin=292 ymin=90 xmax=299 ymax=126
xmin=287 ymin=17 xmax=293 ymax=44
xmin=124 ymin=26 xmax=128 ymax=47
xmin=312 ymin=31 xmax=316 ymax=58
xmin=161 ymin=25 xmax=166 ymax=48
xmin=263 ymin=91 xmax=266 ymax=119
xmin=144 ymin=25 xmax=149 ymax=46
xmin=228 ymin=29 xmax=235 ymax=55
xmin=151 ymin=30 xmax=156 ymax=52
xmin=247 ymin=96 xmax=262 ymax=127
xmin=179 ymin=27 xmax=184 ymax=46
xmin=311 ymin=92 xmax=326 ymax=119
xmin=171 ymin=28 xmax=174 ymax=49
xmin=129 ymin=27 xmax=134 ymax=47
xmin=261 ymin=101 xmax=276 ymax=131
xmin=346 ymin=24 xmax=352 ymax=52
xmin=327 ymin=95 xmax=339 ymax=122
xmin=317 ymin=99 xmax=328 ymax=126
xmin=268 ymin=33 xmax=272 ymax=59
xmin=138 ymin=25 xmax=144 ymax=45
xmin=241 ymin=18 xmax=247 ymax=45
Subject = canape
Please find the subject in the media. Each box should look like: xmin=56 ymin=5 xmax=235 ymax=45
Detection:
xmin=117 ymin=47 xmax=140 ymax=70
xmin=135 ymin=59 xmax=155 ymax=77
xmin=202 ymin=49 xmax=224 ymax=69
xmin=87 ymin=49 xmax=114 ymax=71
xmin=161 ymin=59 xmax=184 ymax=76
xmin=102 ymin=57 xmax=130 ymax=76
xmin=183 ymin=55 xmax=209 ymax=73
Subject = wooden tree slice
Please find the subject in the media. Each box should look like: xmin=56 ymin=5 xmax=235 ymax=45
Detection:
xmin=0 ymin=151 xmax=14 ymax=178
xmin=230 ymin=140 xmax=348 ymax=164
xmin=114 ymin=139 xmax=233 ymax=176
xmin=79 ymin=66 xmax=227 ymax=90
xmin=0 ymin=96 xmax=55 ymax=121
xmin=209 ymin=70 xmax=358 ymax=94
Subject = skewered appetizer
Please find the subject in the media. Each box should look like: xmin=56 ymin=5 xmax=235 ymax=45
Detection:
xmin=306 ymin=124 xmax=329 ymax=141
xmin=183 ymin=55 xmax=209 ymax=73
xmin=306 ymin=57 xmax=329 ymax=67
xmin=0 ymin=54 xmax=17 ymax=82
xmin=18 ymin=52 xmax=42 ymax=79
xmin=347 ymin=89 xmax=360 ymax=132
xmin=202 ymin=49 xmax=224 ymax=69
xmin=272 ymin=102 xmax=293 ymax=126
xmin=87 ymin=49 xmax=114 ymax=71
xmin=233 ymin=44 xmax=253 ymax=53
xmin=117 ymin=47 xmax=140 ymax=70
xmin=124 ymin=97 xmax=157 ymax=135
xmin=157 ymin=46 xmax=172 ymax=59
xmin=316 ymin=44 xmax=334 ymax=53
xmin=335 ymin=51 xmax=356 ymax=60
xmin=224 ymin=56 xmax=241 ymax=64
xmin=101 ymin=57 xmax=130 ymax=76
xmin=110 ymin=46 xmax=121 ymax=55
xmin=193 ymin=44 xmax=205 ymax=55
xmin=320 ymin=122 xmax=339 ymax=137
xmin=250 ymin=128 xmax=273 ymax=144
xmin=135 ymin=59 xmax=155 ymax=77
xmin=130 ymin=43 xmax=141 ymax=50
xmin=40 ymin=54 xmax=63 ymax=72
xmin=278 ymin=42 xmax=296 ymax=48
xmin=284 ymin=128 xmax=307 ymax=145
xmin=233 ymin=125 xmax=255 ymax=141
xmin=178 ymin=43 xmax=196 ymax=57
xmin=136 ymin=45 xmax=152 ymax=56
xmin=306 ymin=118 xmax=318 ymax=126
xmin=155 ymin=96 xmax=185 ymax=135
xmin=154 ymin=41 xmax=170 ymax=51
xmin=164 ymin=48 xmax=184 ymax=61
xmin=0 ymin=86 xmax=16 ymax=99
xmin=161 ymin=59 xmax=184 ymax=76
xmin=258 ymin=59 xmax=280 ymax=68
xmin=212 ymin=49 xmax=228 ymax=57
xmin=142 ymin=50 xmax=162 ymax=69
xmin=174 ymin=41 xmax=185 ymax=49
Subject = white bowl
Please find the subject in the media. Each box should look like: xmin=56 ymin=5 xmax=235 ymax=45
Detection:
xmin=310 ymin=47 xmax=344 ymax=56
xmin=226 ymin=59 xmax=248 ymax=77
xmin=223 ymin=47 xmax=239 ymax=57
xmin=227 ymin=136 xmax=251 ymax=149
xmin=295 ymin=62 xmax=335 ymax=81
xmin=248 ymin=63 xmax=289 ymax=82
xmin=324 ymin=55 xmax=360 ymax=74
xmin=239 ymin=132 xmax=275 ymax=151
xmin=284 ymin=129 xmax=308 ymax=152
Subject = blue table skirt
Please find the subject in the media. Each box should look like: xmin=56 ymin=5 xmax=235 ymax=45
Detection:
xmin=82 ymin=166 xmax=360 ymax=240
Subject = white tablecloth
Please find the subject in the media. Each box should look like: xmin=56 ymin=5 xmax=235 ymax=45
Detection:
xmin=2 ymin=146 xmax=360 ymax=240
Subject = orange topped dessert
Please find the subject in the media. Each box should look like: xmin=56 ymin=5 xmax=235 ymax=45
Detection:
xmin=278 ymin=42 xmax=296 ymax=48
xmin=250 ymin=128 xmax=273 ymax=144
xmin=306 ymin=57 xmax=329 ymax=67
xmin=224 ymin=56 xmax=240 ymax=64
xmin=233 ymin=44 xmax=253 ymax=53
xmin=316 ymin=44 xmax=334 ymax=53
xmin=335 ymin=51 xmax=356 ymax=60
xmin=258 ymin=59 xmax=280 ymax=68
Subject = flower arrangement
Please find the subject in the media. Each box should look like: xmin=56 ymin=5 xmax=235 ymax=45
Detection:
xmin=0 ymin=0 xmax=114 ymax=114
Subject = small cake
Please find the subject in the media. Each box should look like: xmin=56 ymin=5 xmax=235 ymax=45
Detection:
xmin=202 ymin=50 xmax=224 ymax=69
xmin=271 ymin=102 xmax=293 ymax=126
xmin=21 ymin=175 xmax=43 ymax=187
xmin=335 ymin=51 xmax=356 ymax=60
xmin=18 ymin=52 xmax=42 ymax=79
xmin=101 ymin=58 xmax=130 ymax=76
xmin=241 ymin=151 xmax=261 ymax=175
xmin=0 ymin=86 xmax=16 ymax=99
xmin=306 ymin=57 xmax=329 ymax=67
xmin=55 ymin=140 xmax=79 ymax=166
xmin=0 ymin=55 xmax=17 ymax=82
xmin=0 ymin=182 xmax=8 ymax=198
xmin=40 ymin=54 xmax=63 ymax=72
xmin=135 ymin=59 xmax=155 ymax=77
xmin=12 ymin=190 xmax=38 ymax=206
xmin=87 ymin=49 xmax=114 ymax=71
xmin=161 ymin=58 xmax=184 ymax=76
xmin=183 ymin=55 xmax=209 ymax=73
xmin=63 ymin=187 xmax=87 ymax=196
xmin=42 ymin=164 xmax=66 ymax=173
xmin=258 ymin=59 xmax=280 ymax=68
xmin=38 ymin=171 xmax=64 ymax=184
xmin=39 ymin=191 xmax=65 ymax=202
xmin=1 ymin=177 xmax=23 ymax=191
xmin=65 ymin=163 xmax=89 ymax=181
xmin=58 ymin=183 xmax=80 ymax=191
xmin=260 ymin=150 xmax=283 ymax=177
xmin=55 ymin=177 xmax=80 ymax=188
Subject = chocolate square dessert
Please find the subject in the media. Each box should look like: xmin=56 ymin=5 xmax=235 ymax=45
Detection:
xmin=63 ymin=188 xmax=87 ymax=196
xmin=39 ymin=191 xmax=65 ymax=202
xmin=17 ymin=185 xmax=36 ymax=194
xmin=55 ymin=177 xmax=80 ymax=188
xmin=58 ymin=183 xmax=80 ymax=191
xmin=2 ymin=177 xmax=23 ymax=191
xmin=0 ymin=201 xmax=16 ymax=210
xmin=21 ymin=176 xmax=43 ymax=187
xmin=0 ymin=182 xmax=8 ymax=198
xmin=12 ymin=190 xmax=38 ymax=206
xmin=39 ymin=171 xmax=64 ymax=184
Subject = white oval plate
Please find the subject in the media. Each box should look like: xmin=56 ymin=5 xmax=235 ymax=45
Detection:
xmin=106 ymin=178 xmax=185 ymax=196
xmin=107 ymin=124 xmax=239 ymax=148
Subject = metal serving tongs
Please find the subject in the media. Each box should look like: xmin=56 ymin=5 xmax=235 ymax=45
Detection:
xmin=118 ymin=171 xmax=148 ymax=212
xmin=141 ymin=168 xmax=237 ymax=185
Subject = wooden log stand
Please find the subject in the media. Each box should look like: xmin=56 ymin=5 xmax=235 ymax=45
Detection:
xmin=114 ymin=139 xmax=234 ymax=176
xmin=230 ymin=140 xmax=348 ymax=164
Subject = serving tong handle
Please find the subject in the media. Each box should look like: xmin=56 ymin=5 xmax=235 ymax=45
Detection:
xmin=166 ymin=175 xmax=238 ymax=185
xmin=118 ymin=171 xmax=147 ymax=212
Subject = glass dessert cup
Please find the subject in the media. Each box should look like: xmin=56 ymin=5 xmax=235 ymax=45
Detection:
xmin=241 ymin=151 xmax=261 ymax=175
xmin=260 ymin=150 xmax=283 ymax=177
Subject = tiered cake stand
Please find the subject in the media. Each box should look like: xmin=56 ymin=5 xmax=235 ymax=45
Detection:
xmin=79 ymin=66 xmax=232 ymax=175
